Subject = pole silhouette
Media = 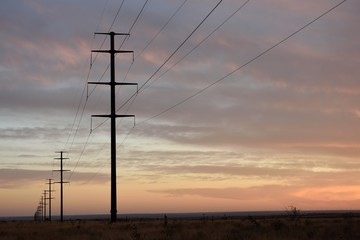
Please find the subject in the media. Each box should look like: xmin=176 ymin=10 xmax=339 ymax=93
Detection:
xmin=54 ymin=151 xmax=69 ymax=222
xmin=89 ymin=31 xmax=136 ymax=222
xmin=46 ymin=179 xmax=55 ymax=221
xmin=40 ymin=195 xmax=44 ymax=221
xmin=43 ymin=191 xmax=47 ymax=220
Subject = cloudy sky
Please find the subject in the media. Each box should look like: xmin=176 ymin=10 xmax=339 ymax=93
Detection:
xmin=1 ymin=0 xmax=359 ymax=217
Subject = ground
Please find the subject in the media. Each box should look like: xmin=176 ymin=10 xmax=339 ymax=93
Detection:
xmin=1 ymin=214 xmax=360 ymax=240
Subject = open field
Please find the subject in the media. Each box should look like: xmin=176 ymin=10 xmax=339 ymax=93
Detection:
xmin=1 ymin=214 xmax=360 ymax=240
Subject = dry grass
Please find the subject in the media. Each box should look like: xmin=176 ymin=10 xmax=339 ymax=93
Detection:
xmin=1 ymin=215 xmax=360 ymax=240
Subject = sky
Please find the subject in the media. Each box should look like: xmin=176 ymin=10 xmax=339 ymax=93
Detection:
xmin=0 ymin=0 xmax=359 ymax=217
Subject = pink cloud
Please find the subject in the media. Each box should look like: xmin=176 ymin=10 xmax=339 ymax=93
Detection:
xmin=294 ymin=185 xmax=360 ymax=202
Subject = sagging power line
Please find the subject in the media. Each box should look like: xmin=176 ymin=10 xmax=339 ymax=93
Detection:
xmin=65 ymin=1 xmax=150 ymax=174
xmin=39 ymin=0 xmax=346 ymax=220
xmin=63 ymin=0 xmax=127 ymax=155
xmin=139 ymin=0 xmax=347 ymax=124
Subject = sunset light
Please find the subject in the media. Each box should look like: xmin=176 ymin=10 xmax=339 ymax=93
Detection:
xmin=0 ymin=0 xmax=359 ymax=220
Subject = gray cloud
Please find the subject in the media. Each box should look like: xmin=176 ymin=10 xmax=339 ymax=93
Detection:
xmin=135 ymin=162 xmax=360 ymax=184
xmin=0 ymin=169 xmax=50 ymax=189
xmin=0 ymin=127 xmax=67 ymax=140
xmin=139 ymin=163 xmax=309 ymax=179
xmin=0 ymin=168 xmax=109 ymax=189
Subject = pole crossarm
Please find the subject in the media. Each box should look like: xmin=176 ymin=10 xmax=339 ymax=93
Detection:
xmin=94 ymin=32 xmax=130 ymax=36
xmin=88 ymin=82 xmax=110 ymax=85
xmin=92 ymin=114 xmax=135 ymax=118
xmin=91 ymin=50 xmax=133 ymax=54
xmin=44 ymin=190 xmax=55 ymax=196
xmin=88 ymin=82 xmax=138 ymax=94
xmin=88 ymin=82 xmax=138 ymax=86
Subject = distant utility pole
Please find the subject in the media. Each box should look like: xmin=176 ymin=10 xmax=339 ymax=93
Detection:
xmin=46 ymin=179 xmax=55 ymax=221
xmin=35 ymin=204 xmax=42 ymax=221
xmin=35 ymin=195 xmax=44 ymax=221
xmin=43 ymin=190 xmax=47 ymax=220
xmin=40 ymin=195 xmax=44 ymax=221
xmin=54 ymin=151 xmax=69 ymax=222
xmin=89 ymin=31 xmax=136 ymax=222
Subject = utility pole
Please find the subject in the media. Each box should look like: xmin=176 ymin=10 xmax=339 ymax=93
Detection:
xmin=89 ymin=31 xmax=136 ymax=222
xmin=54 ymin=151 xmax=69 ymax=222
xmin=40 ymin=195 xmax=44 ymax=221
xmin=35 ymin=196 xmax=43 ymax=221
xmin=35 ymin=205 xmax=42 ymax=221
xmin=43 ymin=190 xmax=47 ymax=221
xmin=46 ymin=179 xmax=55 ymax=221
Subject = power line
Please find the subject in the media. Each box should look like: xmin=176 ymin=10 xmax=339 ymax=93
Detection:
xmin=67 ymin=131 xmax=92 ymax=181
xmin=88 ymin=0 xmax=124 ymax=59
xmin=66 ymin=0 xmax=346 ymax=188
xmin=122 ymin=0 xmax=188 ymax=90
xmin=87 ymin=0 xmax=149 ymax=99
xmin=77 ymin=88 xmax=138 ymax=185
xmin=113 ymin=0 xmax=190 ymax=116
xmin=95 ymin=0 xmax=110 ymax=33
xmin=82 ymin=124 xmax=135 ymax=185
xmin=68 ymin=78 xmax=135 ymax=181
xmin=109 ymin=0 xmax=125 ymax=31
xmin=111 ymin=0 xmax=243 ymax=124
xmin=91 ymin=0 xmax=125 ymax=65
xmin=90 ymin=0 xmax=223 ymax=131
xmin=64 ymin=0 xmax=131 ymax=174
xmin=63 ymin=0 xmax=123 ymax=153
xmin=139 ymin=0 xmax=347 ymax=124
xmin=135 ymin=0 xmax=188 ymax=60
xmin=145 ymin=0 xmax=251 ymax=91
xmin=108 ymin=0 xmax=251 ymax=128
xmin=137 ymin=0 xmax=224 ymax=93
xmin=115 ymin=0 xmax=224 ymax=114
xmin=87 ymin=0 xmax=126 ymax=96
xmin=86 ymin=0 xmax=218 ymax=138
xmin=128 ymin=0 xmax=150 ymax=35
xmin=81 ymin=0 xmax=226 ymax=183
xmin=117 ymin=0 xmax=150 ymax=50
xmin=68 ymin=1 xmax=149 ymax=182
xmin=63 ymin=50 xmax=93 ymax=154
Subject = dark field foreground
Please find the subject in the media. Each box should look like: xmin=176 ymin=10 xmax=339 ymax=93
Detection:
xmin=1 ymin=215 xmax=360 ymax=240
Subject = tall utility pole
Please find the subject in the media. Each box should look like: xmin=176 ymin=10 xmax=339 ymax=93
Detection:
xmin=54 ymin=151 xmax=69 ymax=222
xmin=89 ymin=32 xmax=136 ymax=222
xmin=46 ymin=179 xmax=55 ymax=221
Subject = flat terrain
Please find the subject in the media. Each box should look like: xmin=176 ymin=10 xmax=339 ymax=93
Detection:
xmin=1 ymin=214 xmax=360 ymax=240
